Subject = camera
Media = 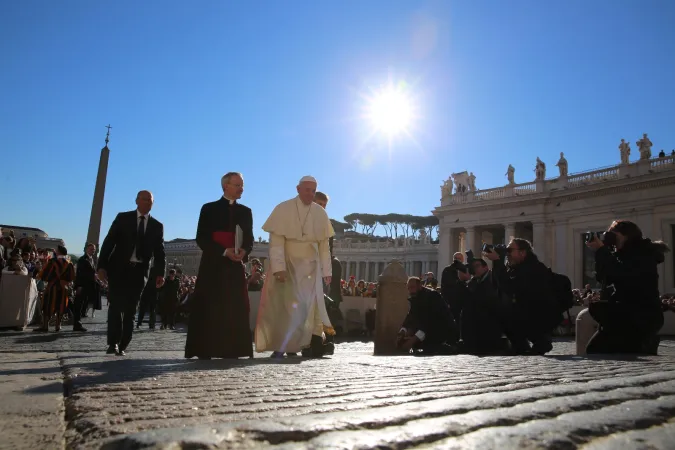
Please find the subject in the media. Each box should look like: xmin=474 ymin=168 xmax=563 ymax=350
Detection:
xmin=482 ymin=243 xmax=507 ymax=258
xmin=584 ymin=231 xmax=617 ymax=246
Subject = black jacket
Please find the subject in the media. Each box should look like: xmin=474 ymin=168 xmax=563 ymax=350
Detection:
xmin=441 ymin=261 xmax=469 ymax=319
xmin=594 ymin=238 xmax=669 ymax=313
xmin=98 ymin=210 xmax=166 ymax=278
xmin=463 ymin=271 xmax=504 ymax=345
xmin=402 ymin=287 xmax=457 ymax=347
xmin=492 ymin=254 xmax=558 ymax=326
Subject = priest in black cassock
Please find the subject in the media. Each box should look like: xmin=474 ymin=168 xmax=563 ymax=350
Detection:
xmin=185 ymin=172 xmax=254 ymax=359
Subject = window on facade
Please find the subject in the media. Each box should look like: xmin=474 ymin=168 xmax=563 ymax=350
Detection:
xmin=581 ymin=232 xmax=604 ymax=289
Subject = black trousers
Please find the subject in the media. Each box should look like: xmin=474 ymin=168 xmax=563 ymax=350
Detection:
xmin=107 ymin=264 xmax=147 ymax=350
xmin=160 ymin=299 xmax=177 ymax=327
xmin=503 ymin=307 xmax=556 ymax=352
xmin=72 ymin=291 xmax=86 ymax=326
xmin=137 ymin=288 xmax=158 ymax=328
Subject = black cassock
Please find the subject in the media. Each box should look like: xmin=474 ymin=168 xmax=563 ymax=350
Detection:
xmin=185 ymin=197 xmax=254 ymax=359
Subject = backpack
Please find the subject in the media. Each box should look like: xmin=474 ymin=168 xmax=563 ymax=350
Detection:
xmin=550 ymin=269 xmax=573 ymax=312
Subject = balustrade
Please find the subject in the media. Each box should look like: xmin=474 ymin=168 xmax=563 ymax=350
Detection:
xmin=439 ymin=157 xmax=673 ymax=206
xmin=513 ymin=182 xmax=536 ymax=195
xmin=651 ymin=155 xmax=675 ymax=172
xmin=474 ymin=187 xmax=505 ymax=201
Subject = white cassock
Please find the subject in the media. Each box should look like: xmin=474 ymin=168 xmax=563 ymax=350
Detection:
xmin=255 ymin=196 xmax=335 ymax=353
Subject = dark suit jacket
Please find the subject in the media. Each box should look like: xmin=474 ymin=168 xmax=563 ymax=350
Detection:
xmin=98 ymin=210 xmax=166 ymax=279
xmin=75 ymin=256 xmax=97 ymax=290
xmin=402 ymin=287 xmax=457 ymax=347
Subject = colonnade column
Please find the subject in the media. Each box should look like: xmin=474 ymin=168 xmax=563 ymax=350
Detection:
xmin=465 ymin=226 xmax=476 ymax=253
xmin=532 ymin=221 xmax=547 ymax=266
xmin=554 ymin=219 xmax=568 ymax=276
xmin=505 ymin=223 xmax=516 ymax=244
xmin=438 ymin=226 xmax=451 ymax=272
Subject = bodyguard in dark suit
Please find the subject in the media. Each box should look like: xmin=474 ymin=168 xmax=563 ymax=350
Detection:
xmin=72 ymin=242 xmax=101 ymax=332
xmin=97 ymin=190 xmax=166 ymax=356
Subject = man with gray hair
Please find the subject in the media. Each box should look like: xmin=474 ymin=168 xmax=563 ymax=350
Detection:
xmin=256 ymin=176 xmax=335 ymax=358
xmin=185 ymin=172 xmax=254 ymax=359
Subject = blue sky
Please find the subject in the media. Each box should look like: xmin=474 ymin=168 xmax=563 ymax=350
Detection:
xmin=2 ymin=1 xmax=674 ymax=253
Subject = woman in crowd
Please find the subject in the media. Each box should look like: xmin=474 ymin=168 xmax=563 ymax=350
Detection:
xmin=35 ymin=245 xmax=75 ymax=332
xmin=585 ymin=220 xmax=670 ymax=354
xmin=355 ymin=279 xmax=367 ymax=296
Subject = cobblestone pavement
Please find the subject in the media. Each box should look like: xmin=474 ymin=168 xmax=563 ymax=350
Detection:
xmin=1 ymin=306 xmax=675 ymax=449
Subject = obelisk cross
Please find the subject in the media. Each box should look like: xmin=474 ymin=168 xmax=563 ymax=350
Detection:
xmin=105 ymin=124 xmax=112 ymax=145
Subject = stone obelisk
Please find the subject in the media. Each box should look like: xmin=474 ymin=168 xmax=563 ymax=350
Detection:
xmin=86 ymin=125 xmax=112 ymax=249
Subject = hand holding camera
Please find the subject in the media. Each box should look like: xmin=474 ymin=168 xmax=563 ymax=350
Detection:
xmin=584 ymin=231 xmax=616 ymax=250
xmin=482 ymin=243 xmax=507 ymax=261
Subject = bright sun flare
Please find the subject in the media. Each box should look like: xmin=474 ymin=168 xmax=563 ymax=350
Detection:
xmin=366 ymin=84 xmax=414 ymax=137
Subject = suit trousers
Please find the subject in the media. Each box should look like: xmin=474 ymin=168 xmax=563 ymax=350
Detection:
xmin=107 ymin=263 xmax=148 ymax=350
xmin=137 ymin=288 xmax=158 ymax=328
xmin=72 ymin=291 xmax=86 ymax=325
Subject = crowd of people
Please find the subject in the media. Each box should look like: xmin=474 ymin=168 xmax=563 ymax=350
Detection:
xmin=3 ymin=175 xmax=672 ymax=360
xmin=0 ymin=230 xmax=80 ymax=329
xmin=397 ymin=219 xmax=671 ymax=356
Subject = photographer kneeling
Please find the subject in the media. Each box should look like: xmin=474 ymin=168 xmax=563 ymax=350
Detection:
xmin=585 ymin=220 xmax=670 ymax=354
xmin=484 ymin=239 xmax=559 ymax=355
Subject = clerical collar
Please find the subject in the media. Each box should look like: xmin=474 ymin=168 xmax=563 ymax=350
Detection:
xmin=222 ymin=195 xmax=235 ymax=205
xmin=296 ymin=196 xmax=312 ymax=208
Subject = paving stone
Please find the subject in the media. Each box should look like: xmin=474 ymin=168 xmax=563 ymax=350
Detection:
xmin=0 ymin=352 xmax=66 ymax=450
xmin=2 ymin=305 xmax=675 ymax=449
xmin=581 ymin=421 xmax=675 ymax=450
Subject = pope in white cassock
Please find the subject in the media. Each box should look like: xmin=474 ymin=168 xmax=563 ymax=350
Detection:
xmin=255 ymin=176 xmax=335 ymax=358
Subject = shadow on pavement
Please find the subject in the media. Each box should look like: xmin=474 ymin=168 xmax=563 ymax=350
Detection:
xmin=20 ymin=355 xmax=311 ymax=394
xmin=12 ymin=329 xmax=108 ymax=344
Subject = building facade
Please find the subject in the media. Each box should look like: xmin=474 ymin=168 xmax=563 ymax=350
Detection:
xmin=164 ymin=237 xmax=439 ymax=281
xmin=164 ymin=155 xmax=675 ymax=293
xmin=0 ymin=225 xmax=65 ymax=250
xmin=434 ymin=155 xmax=675 ymax=293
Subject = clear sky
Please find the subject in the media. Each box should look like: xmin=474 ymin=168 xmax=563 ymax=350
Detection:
xmin=2 ymin=1 xmax=674 ymax=253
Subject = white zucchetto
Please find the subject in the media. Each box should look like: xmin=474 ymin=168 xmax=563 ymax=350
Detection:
xmin=299 ymin=175 xmax=317 ymax=184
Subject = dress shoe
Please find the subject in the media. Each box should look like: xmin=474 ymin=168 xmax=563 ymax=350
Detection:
xmin=198 ymin=356 xmax=212 ymax=360
xmin=136 ymin=324 xmax=140 ymax=330
xmin=116 ymin=349 xmax=126 ymax=356
xmin=530 ymin=341 xmax=553 ymax=355
xmin=73 ymin=324 xmax=87 ymax=332
xmin=270 ymin=351 xmax=284 ymax=359
xmin=286 ymin=352 xmax=298 ymax=357
xmin=106 ymin=345 xmax=118 ymax=354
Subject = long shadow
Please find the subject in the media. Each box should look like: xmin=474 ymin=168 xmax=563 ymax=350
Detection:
xmin=20 ymin=354 xmax=314 ymax=394
xmin=12 ymin=330 xmax=107 ymax=344
xmin=0 ymin=365 xmax=62 ymax=376
xmin=24 ymin=382 xmax=63 ymax=394
xmin=546 ymin=354 xmax=656 ymax=362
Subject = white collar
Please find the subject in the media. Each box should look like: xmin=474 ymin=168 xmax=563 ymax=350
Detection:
xmin=223 ymin=195 xmax=235 ymax=205
xmin=296 ymin=196 xmax=312 ymax=208
xmin=136 ymin=210 xmax=149 ymax=220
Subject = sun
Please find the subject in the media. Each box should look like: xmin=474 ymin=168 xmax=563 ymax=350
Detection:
xmin=365 ymin=83 xmax=415 ymax=137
